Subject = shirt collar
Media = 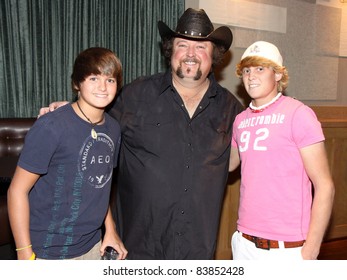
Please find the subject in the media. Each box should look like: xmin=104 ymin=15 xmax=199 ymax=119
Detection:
xmin=206 ymin=72 xmax=218 ymax=98
xmin=158 ymin=70 xmax=173 ymax=95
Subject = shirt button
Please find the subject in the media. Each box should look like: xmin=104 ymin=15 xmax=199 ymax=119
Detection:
xmin=156 ymin=123 xmax=161 ymax=126
xmin=184 ymin=188 xmax=188 ymax=192
xmin=181 ymin=210 xmax=185 ymax=214
xmin=186 ymin=165 xmax=189 ymax=169
xmin=187 ymin=143 xmax=191 ymax=147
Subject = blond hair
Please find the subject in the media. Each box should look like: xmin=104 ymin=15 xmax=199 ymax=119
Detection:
xmin=236 ymin=56 xmax=289 ymax=92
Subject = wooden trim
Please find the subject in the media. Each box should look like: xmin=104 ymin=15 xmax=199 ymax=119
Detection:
xmin=310 ymin=106 xmax=347 ymax=128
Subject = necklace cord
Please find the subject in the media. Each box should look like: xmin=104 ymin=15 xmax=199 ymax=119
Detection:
xmin=76 ymin=101 xmax=104 ymax=127
xmin=249 ymin=92 xmax=282 ymax=113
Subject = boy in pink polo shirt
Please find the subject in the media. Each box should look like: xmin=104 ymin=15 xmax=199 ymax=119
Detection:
xmin=229 ymin=41 xmax=335 ymax=260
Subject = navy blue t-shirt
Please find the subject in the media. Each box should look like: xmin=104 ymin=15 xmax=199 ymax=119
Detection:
xmin=18 ymin=104 xmax=121 ymax=259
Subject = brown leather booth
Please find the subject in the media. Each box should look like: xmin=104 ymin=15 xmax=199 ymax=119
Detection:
xmin=0 ymin=118 xmax=35 ymax=249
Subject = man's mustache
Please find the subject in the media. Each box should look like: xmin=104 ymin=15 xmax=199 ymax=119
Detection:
xmin=182 ymin=57 xmax=201 ymax=64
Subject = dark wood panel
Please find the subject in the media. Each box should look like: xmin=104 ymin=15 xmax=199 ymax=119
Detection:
xmin=311 ymin=106 xmax=347 ymax=241
xmin=318 ymin=238 xmax=347 ymax=260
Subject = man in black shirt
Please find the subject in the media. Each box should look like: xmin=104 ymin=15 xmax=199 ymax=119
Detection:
xmin=40 ymin=8 xmax=243 ymax=259
xmin=109 ymin=8 xmax=243 ymax=259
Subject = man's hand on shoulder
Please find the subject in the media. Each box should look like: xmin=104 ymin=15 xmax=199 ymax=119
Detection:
xmin=38 ymin=101 xmax=69 ymax=118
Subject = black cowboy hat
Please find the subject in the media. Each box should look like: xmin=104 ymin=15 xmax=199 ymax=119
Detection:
xmin=158 ymin=8 xmax=233 ymax=52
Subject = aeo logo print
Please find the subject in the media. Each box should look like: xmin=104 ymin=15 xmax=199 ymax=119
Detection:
xmin=78 ymin=133 xmax=114 ymax=188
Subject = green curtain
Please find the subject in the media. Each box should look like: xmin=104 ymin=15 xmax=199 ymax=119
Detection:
xmin=0 ymin=0 xmax=184 ymax=117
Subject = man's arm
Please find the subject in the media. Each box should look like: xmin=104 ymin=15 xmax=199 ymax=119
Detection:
xmin=38 ymin=101 xmax=69 ymax=117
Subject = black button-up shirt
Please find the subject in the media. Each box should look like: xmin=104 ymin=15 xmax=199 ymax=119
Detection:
xmin=109 ymin=70 xmax=243 ymax=259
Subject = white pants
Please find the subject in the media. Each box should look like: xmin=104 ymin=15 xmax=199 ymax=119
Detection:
xmin=231 ymin=231 xmax=304 ymax=260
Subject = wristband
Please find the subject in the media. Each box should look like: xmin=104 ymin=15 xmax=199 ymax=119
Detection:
xmin=16 ymin=244 xmax=32 ymax=251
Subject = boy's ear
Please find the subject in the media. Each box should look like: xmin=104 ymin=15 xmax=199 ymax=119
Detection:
xmin=275 ymin=73 xmax=283 ymax=81
xmin=73 ymin=82 xmax=80 ymax=92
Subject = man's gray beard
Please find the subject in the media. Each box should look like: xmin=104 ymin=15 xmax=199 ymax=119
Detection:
xmin=176 ymin=66 xmax=202 ymax=81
